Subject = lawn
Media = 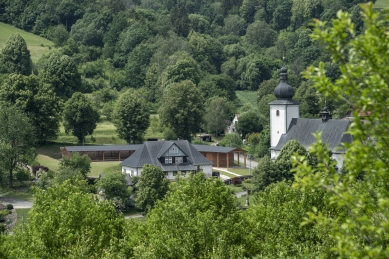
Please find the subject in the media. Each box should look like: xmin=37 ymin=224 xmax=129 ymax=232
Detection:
xmin=236 ymin=90 xmax=258 ymax=109
xmin=237 ymin=194 xmax=255 ymax=207
xmin=15 ymin=208 xmax=30 ymax=228
xmin=90 ymin=162 xmax=122 ymax=177
xmin=374 ymin=0 xmax=389 ymax=9
xmin=122 ymin=207 xmax=143 ymax=217
xmin=0 ymin=187 xmax=35 ymax=202
xmin=228 ymin=168 xmax=251 ymax=176
xmin=0 ymin=22 xmax=53 ymax=62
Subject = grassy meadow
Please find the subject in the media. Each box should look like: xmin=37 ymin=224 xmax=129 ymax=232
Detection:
xmin=0 ymin=22 xmax=53 ymax=63
xmin=374 ymin=0 xmax=389 ymax=9
xmin=236 ymin=90 xmax=258 ymax=110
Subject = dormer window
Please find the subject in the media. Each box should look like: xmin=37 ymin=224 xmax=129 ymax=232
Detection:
xmin=175 ymin=157 xmax=183 ymax=163
xmin=165 ymin=157 xmax=172 ymax=164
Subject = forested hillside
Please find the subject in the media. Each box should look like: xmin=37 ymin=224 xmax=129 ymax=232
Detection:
xmin=0 ymin=0 xmax=370 ymax=141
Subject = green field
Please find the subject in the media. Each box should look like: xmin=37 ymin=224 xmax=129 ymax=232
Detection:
xmin=235 ymin=90 xmax=258 ymax=109
xmin=15 ymin=208 xmax=30 ymax=228
xmin=0 ymin=187 xmax=35 ymax=202
xmin=0 ymin=22 xmax=53 ymax=62
xmin=374 ymin=0 xmax=389 ymax=9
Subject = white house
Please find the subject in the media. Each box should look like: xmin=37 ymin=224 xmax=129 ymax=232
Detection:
xmin=269 ymin=67 xmax=352 ymax=169
xmin=120 ymin=140 xmax=213 ymax=181
xmin=226 ymin=114 xmax=240 ymax=134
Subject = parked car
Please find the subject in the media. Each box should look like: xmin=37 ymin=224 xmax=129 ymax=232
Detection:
xmin=212 ymin=171 xmax=220 ymax=178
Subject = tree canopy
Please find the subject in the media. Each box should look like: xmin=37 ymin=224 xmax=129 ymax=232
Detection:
xmin=112 ymin=89 xmax=150 ymax=143
xmin=63 ymin=92 xmax=99 ymax=143
xmin=0 ymin=34 xmax=32 ymax=75
xmin=159 ymin=80 xmax=204 ymax=141
xmin=0 ymin=105 xmax=35 ymax=188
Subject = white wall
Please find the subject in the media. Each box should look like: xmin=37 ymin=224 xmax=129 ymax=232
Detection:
xmin=332 ymin=153 xmax=344 ymax=170
xmin=270 ymin=104 xmax=299 ymax=148
xmin=122 ymin=166 xmax=142 ymax=177
xmin=122 ymin=165 xmax=213 ymax=180
xmin=270 ymin=105 xmax=287 ymax=147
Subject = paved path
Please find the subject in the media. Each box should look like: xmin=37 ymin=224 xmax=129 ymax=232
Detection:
xmin=236 ymin=191 xmax=248 ymax=198
xmin=234 ymin=153 xmax=259 ymax=169
xmin=0 ymin=197 xmax=33 ymax=209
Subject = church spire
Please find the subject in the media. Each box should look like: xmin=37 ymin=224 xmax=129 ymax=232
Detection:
xmin=274 ymin=67 xmax=295 ymax=100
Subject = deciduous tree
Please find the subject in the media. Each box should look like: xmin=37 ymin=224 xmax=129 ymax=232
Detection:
xmin=0 ymin=34 xmax=32 ymax=75
xmin=40 ymin=52 xmax=82 ymax=100
xmin=0 ymin=74 xmax=62 ymax=143
xmin=63 ymin=92 xmax=99 ymax=143
xmin=112 ymin=89 xmax=150 ymax=143
xmin=135 ymin=164 xmax=169 ymax=214
xmin=204 ymin=97 xmax=235 ymax=135
xmin=59 ymin=152 xmax=91 ymax=178
xmin=0 ymin=106 xmax=35 ymax=188
xmin=159 ymin=80 xmax=204 ymax=141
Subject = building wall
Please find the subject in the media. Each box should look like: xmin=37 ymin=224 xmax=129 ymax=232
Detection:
xmin=270 ymin=104 xmax=299 ymax=148
xmin=122 ymin=165 xmax=213 ymax=180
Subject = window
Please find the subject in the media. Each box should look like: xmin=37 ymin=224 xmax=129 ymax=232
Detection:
xmin=173 ymin=171 xmax=177 ymax=176
xmin=175 ymin=157 xmax=183 ymax=163
xmin=276 ymin=110 xmax=280 ymax=116
xmin=165 ymin=157 xmax=172 ymax=164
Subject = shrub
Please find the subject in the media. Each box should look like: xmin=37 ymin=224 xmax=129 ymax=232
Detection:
xmin=0 ymin=210 xmax=9 ymax=222
xmin=0 ymin=223 xmax=6 ymax=233
xmin=32 ymin=165 xmax=49 ymax=176
xmin=6 ymin=204 xmax=13 ymax=210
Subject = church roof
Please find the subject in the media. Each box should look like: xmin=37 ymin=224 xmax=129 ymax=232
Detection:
xmin=272 ymin=118 xmax=352 ymax=153
xmin=274 ymin=67 xmax=295 ymax=100
xmin=120 ymin=140 xmax=213 ymax=169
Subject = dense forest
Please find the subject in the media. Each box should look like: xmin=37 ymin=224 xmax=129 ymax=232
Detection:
xmin=0 ymin=0 xmax=370 ymax=147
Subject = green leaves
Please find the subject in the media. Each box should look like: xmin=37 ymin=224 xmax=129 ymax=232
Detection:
xmin=135 ymin=164 xmax=169 ymax=214
xmin=112 ymin=89 xmax=150 ymax=144
xmin=0 ymin=34 xmax=32 ymax=76
xmin=63 ymin=92 xmax=99 ymax=143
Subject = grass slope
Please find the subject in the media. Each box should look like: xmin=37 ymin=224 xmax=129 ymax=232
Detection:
xmin=235 ymin=90 xmax=257 ymax=110
xmin=374 ymin=0 xmax=389 ymax=9
xmin=0 ymin=22 xmax=53 ymax=62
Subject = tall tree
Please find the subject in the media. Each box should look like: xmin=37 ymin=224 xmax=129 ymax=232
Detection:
xmin=97 ymin=172 xmax=129 ymax=203
xmin=135 ymin=164 xmax=169 ymax=214
xmin=63 ymin=92 xmax=99 ymax=143
xmin=0 ymin=106 xmax=35 ymax=188
xmin=170 ymin=5 xmax=190 ymax=37
xmin=112 ymin=89 xmax=150 ymax=143
xmin=159 ymin=80 xmax=204 ymax=141
xmin=0 ymin=74 xmax=62 ymax=143
xmin=236 ymin=110 xmax=265 ymax=139
xmin=40 ymin=52 xmax=82 ymax=100
xmin=204 ymin=97 xmax=235 ymax=135
xmin=0 ymin=34 xmax=32 ymax=75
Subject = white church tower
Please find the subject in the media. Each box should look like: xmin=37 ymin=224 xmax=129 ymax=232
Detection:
xmin=269 ymin=67 xmax=299 ymax=159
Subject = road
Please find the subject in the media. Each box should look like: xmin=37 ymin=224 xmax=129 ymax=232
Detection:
xmin=0 ymin=197 xmax=33 ymax=208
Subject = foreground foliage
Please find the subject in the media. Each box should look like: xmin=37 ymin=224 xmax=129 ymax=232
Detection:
xmin=294 ymin=4 xmax=389 ymax=258
xmin=4 ymin=180 xmax=125 ymax=259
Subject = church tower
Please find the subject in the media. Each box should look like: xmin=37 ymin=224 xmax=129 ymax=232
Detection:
xmin=269 ymin=67 xmax=299 ymax=158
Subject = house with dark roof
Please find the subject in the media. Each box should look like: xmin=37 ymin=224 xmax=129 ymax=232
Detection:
xmin=269 ymin=67 xmax=352 ymax=168
xmin=120 ymin=140 xmax=213 ymax=180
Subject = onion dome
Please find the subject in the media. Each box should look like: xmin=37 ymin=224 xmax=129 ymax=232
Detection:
xmin=274 ymin=67 xmax=295 ymax=100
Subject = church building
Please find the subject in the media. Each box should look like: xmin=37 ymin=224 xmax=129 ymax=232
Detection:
xmin=269 ymin=67 xmax=352 ymax=169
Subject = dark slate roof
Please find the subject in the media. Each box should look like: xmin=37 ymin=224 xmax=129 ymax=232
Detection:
xmin=192 ymin=144 xmax=236 ymax=153
xmin=120 ymin=140 xmax=213 ymax=169
xmin=65 ymin=145 xmax=141 ymax=152
xmin=273 ymin=118 xmax=352 ymax=153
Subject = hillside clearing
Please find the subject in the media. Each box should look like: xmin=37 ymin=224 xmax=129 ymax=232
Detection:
xmin=0 ymin=22 xmax=53 ymax=62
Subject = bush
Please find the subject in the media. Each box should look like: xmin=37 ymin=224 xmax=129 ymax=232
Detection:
xmin=0 ymin=210 xmax=9 ymax=222
xmin=32 ymin=165 xmax=49 ymax=176
xmin=0 ymin=223 xmax=6 ymax=233
xmin=6 ymin=204 xmax=13 ymax=210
